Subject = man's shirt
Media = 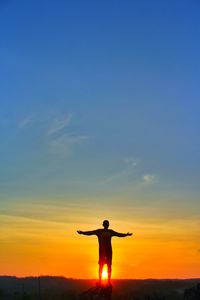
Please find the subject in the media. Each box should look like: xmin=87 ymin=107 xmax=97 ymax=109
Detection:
xmin=81 ymin=228 xmax=127 ymax=263
xmin=94 ymin=229 xmax=125 ymax=261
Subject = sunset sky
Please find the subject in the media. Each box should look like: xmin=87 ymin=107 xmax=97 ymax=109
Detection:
xmin=1 ymin=0 xmax=200 ymax=279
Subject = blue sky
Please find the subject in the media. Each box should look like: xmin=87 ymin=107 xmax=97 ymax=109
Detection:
xmin=1 ymin=0 xmax=200 ymax=217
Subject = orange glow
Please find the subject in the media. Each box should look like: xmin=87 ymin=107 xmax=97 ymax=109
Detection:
xmin=102 ymin=265 xmax=108 ymax=280
xmin=1 ymin=201 xmax=200 ymax=279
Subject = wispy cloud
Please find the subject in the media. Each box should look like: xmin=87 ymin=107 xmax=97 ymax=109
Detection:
xmin=143 ymin=174 xmax=157 ymax=184
xmin=47 ymin=114 xmax=72 ymax=135
xmin=9 ymin=111 xmax=89 ymax=160
xmin=101 ymin=156 xmax=140 ymax=184
xmin=18 ymin=116 xmax=34 ymax=129
xmin=45 ymin=113 xmax=89 ymax=156
xmin=124 ymin=157 xmax=140 ymax=166
xmin=101 ymin=157 xmax=158 ymax=187
xmin=48 ymin=133 xmax=88 ymax=156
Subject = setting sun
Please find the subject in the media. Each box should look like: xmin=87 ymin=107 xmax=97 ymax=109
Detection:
xmin=102 ymin=266 xmax=108 ymax=280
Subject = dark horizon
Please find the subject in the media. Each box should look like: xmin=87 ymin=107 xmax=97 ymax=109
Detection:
xmin=1 ymin=275 xmax=200 ymax=280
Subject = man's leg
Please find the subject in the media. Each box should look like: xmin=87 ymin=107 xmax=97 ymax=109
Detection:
xmin=98 ymin=263 xmax=103 ymax=284
xmin=107 ymin=263 xmax=112 ymax=285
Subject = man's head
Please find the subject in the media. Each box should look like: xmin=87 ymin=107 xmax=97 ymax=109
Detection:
xmin=103 ymin=220 xmax=109 ymax=229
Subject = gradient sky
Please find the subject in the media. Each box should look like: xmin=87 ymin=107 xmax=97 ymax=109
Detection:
xmin=1 ymin=0 xmax=200 ymax=279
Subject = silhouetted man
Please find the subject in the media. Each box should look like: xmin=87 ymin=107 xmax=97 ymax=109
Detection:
xmin=77 ymin=220 xmax=132 ymax=285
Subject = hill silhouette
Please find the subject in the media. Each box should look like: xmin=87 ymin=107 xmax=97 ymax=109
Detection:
xmin=0 ymin=276 xmax=200 ymax=300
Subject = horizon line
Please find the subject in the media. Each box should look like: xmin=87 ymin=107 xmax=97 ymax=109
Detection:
xmin=0 ymin=275 xmax=200 ymax=281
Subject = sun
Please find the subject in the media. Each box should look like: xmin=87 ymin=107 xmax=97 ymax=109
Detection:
xmin=102 ymin=265 xmax=108 ymax=280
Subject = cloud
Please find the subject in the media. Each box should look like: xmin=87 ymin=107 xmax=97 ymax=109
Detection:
xmin=101 ymin=156 xmax=140 ymax=184
xmin=46 ymin=113 xmax=89 ymax=157
xmin=47 ymin=114 xmax=72 ymax=135
xmin=19 ymin=116 xmax=34 ymax=129
xmin=143 ymin=174 xmax=156 ymax=184
xmin=48 ymin=133 xmax=88 ymax=156
xmin=101 ymin=168 xmax=132 ymax=184
xmin=14 ymin=111 xmax=88 ymax=158
xmin=124 ymin=157 xmax=140 ymax=166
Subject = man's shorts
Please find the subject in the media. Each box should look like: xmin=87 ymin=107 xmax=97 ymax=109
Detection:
xmin=98 ymin=256 xmax=112 ymax=266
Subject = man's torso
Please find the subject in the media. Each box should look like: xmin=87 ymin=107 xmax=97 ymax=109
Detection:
xmin=96 ymin=229 xmax=114 ymax=259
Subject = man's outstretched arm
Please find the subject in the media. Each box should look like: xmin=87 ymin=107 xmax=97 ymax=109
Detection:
xmin=112 ymin=230 xmax=133 ymax=237
xmin=77 ymin=230 xmax=98 ymax=236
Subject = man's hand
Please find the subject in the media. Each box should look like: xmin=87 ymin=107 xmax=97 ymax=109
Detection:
xmin=126 ymin=232 xmax=133 ymax=236
xmin=77 ymin=230 xmax=83 ymax=234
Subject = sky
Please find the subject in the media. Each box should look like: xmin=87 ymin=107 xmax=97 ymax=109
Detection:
xmin=0 ymin=0 xmax=200 ymax=279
